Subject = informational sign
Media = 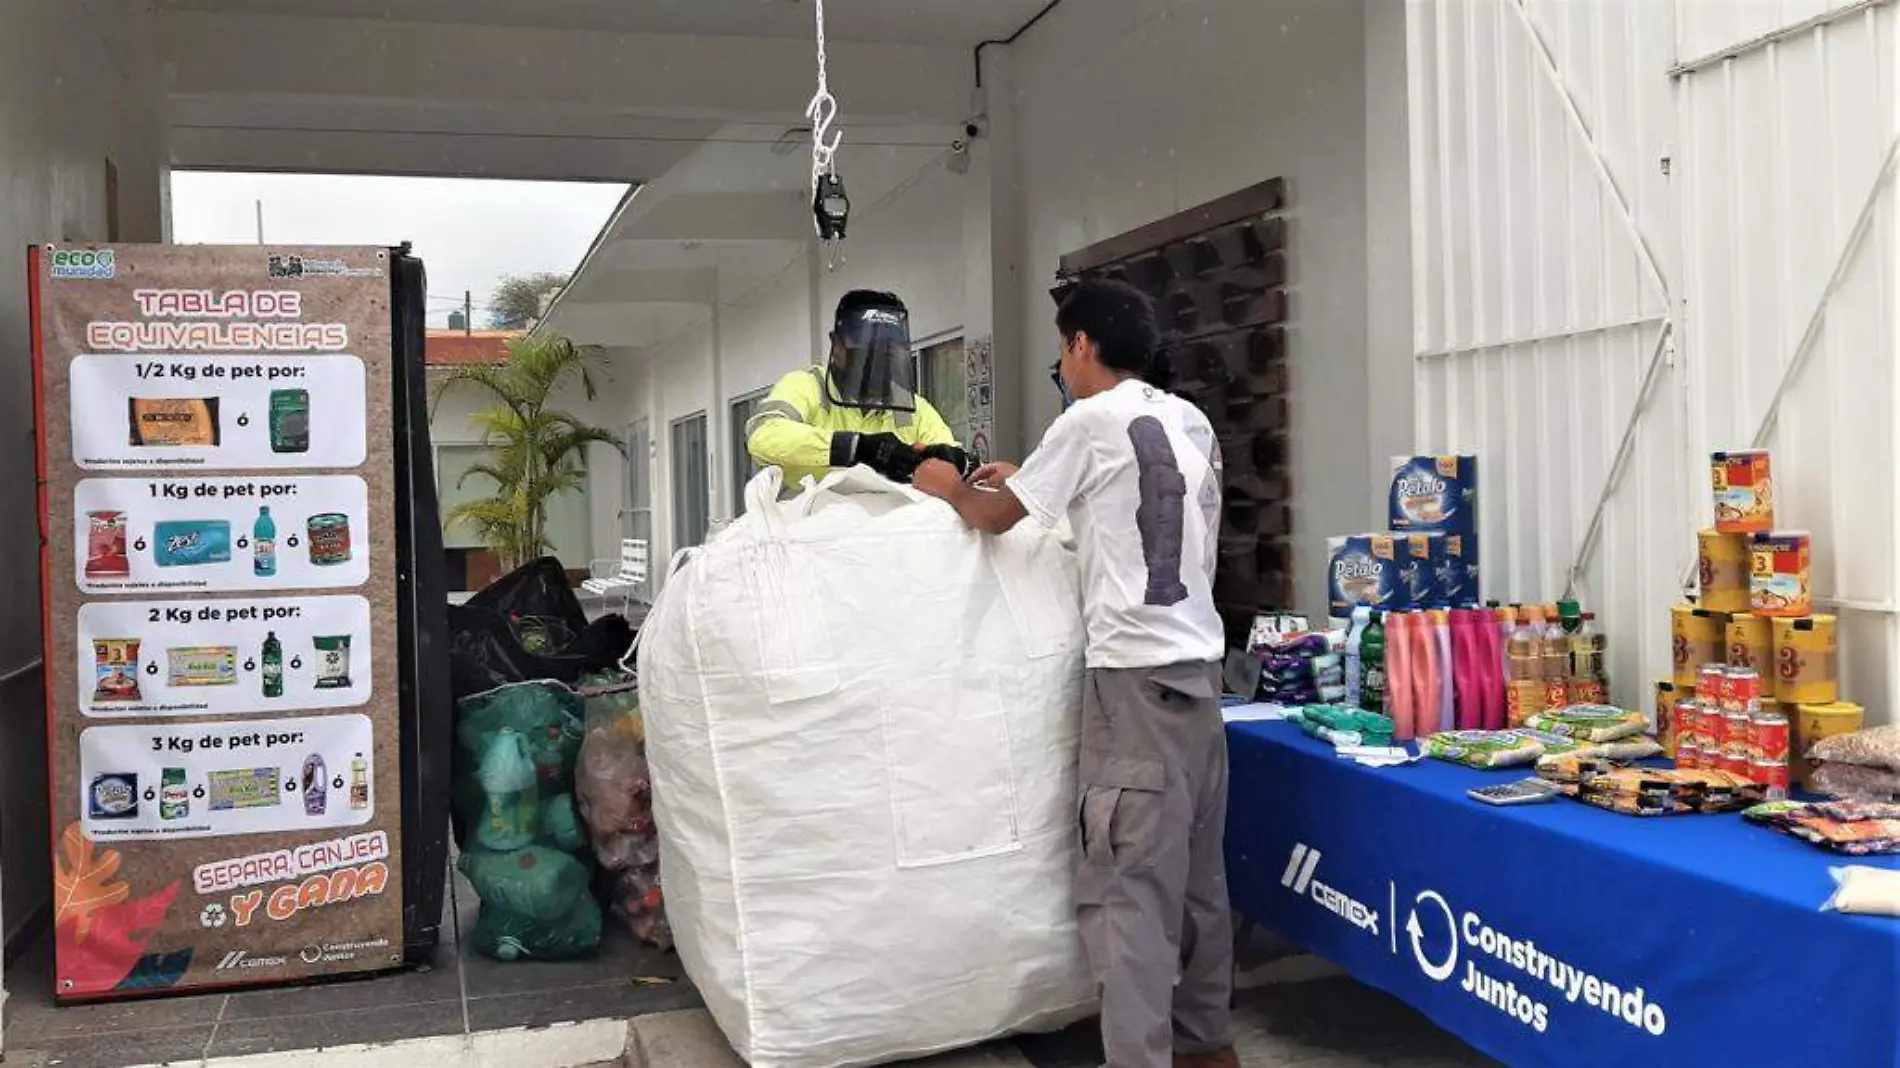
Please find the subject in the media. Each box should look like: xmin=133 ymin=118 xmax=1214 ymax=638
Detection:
xmin=33 ymin=245 xmax=404 ymax=1000
xmin=965 ymin=335 xmax=996 ymax=463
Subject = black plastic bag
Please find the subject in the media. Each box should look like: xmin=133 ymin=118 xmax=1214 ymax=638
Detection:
xmin=448 ymin=557 xmax=635 ymax=697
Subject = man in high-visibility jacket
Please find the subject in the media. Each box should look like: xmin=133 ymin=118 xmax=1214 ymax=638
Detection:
xmin=745 ymin=290 xmax=972 ymax=488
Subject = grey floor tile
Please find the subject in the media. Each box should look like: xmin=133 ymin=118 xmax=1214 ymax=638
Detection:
xmin=27 ymin=1023 xmax=214 ymax=1068
xmin=459 ymin=923 xmax=683 ymax=999
xmin=207 ymin=999 xmax=465 ymax=1059
xmin=220 ymin=962 xmax=461 ymax=1022
xmin=25 ymin=988 xmax=226 ymax=1040
xmin=467 ymin=976 xmax=701 ymax=1032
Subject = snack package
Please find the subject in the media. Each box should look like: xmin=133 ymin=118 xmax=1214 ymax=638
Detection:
xmin=128 ymin=397 xmax=220 ymax=446
xmin=1425 ymin=730 xmax=1543 ymax=769
xmin=85 ymin=511 xmax=130 ymax=578
xmin=1522 ymin=705 xmax=1649 ymax=742
xmin=1821 ymin=866 xmax=1900 ymax=916
xmin=92 ymin=638 xmax=142 ymax=703
xmin=1534 ymin=753 xmax=1621 ymax=792
xmin=1808 ymin=725 xmax=1900 ymax=773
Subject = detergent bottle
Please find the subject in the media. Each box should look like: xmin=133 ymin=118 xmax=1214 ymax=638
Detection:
xmin=1429 ymin=609 xmax=1455 ymax=733
xmin=1386 ymin=612 xmax=1416 ymax=741
xmin=1359 ymin=612 xmax=1386 ymax=714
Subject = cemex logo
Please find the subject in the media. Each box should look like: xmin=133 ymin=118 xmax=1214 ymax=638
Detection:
xmin=215 ymin=949 xmax=286 ymax=972
xmin=1281 ymin=844 xmax=1380 ymax=936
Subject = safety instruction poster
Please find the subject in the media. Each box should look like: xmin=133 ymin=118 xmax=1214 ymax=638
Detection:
xmin=33 ymin=245 xmax=404 ymax=999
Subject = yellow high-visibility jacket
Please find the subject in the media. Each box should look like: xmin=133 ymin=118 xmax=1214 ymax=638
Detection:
xmin=745 ymin=366 xmax=958 ymax=489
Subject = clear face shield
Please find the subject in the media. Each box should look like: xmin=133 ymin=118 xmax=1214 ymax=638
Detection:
xmin=826 ymin=305 xmax=916 ymax=411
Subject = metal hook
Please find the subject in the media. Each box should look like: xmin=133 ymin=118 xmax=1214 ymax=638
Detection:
xmin=825 ymin=239 xmax=845 ymax=273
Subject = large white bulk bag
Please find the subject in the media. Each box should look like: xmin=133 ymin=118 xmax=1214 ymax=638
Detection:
xmin=638 ymin=467 xmax=1095 ymax=1068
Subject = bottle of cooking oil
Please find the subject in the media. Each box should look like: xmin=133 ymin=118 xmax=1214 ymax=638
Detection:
xmin=1542 ymin=604 xmax=1571 ymax=710
xmin=1570 ymin=612 xmax=1608 ymax=705
xmin=1506 ymin=606 xmax=1545 ymax=727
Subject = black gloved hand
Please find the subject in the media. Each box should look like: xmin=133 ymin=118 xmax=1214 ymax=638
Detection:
xmin=830 ymin=431 xmax=925 ymax=483
xmin=920 ymin=444 xmax=976 ymax=479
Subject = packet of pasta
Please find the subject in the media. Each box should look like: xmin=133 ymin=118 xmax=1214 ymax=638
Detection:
xmin=128 ymin=397 xmax=220 ymax=446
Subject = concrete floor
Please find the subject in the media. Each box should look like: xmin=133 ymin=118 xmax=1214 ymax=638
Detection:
xmin=5 ymin=905 xmax=1494 ymax=1068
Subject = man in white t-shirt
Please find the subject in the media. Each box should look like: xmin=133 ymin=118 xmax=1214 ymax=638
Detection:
xmin=913 ymin=279 xmax=1234 ymax=1068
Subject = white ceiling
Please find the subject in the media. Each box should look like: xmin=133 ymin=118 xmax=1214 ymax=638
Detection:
xmin=155 ymin=0 xmax=1057 ymax=45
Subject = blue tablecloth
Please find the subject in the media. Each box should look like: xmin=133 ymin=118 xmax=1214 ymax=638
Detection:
xmin=1224 ymin=721 xmax=1900 ymax=1068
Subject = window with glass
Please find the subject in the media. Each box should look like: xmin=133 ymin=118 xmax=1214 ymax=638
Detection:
xmin=671 ymin=411 xmax=711 ymax=550
xmin=915 ymin=336 xmax=969 ymax=444
xmin=729 ymin=388 xmax=769 ymax=515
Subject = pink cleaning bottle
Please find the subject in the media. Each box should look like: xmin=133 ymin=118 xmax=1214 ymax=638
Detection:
xmin=1410 ymin=611 xmax=1438 ymax=740
xmin=1458 ymin=609 xmax=1490 ymax=729
xmin=1429 ymin=609 xmax=1455 ymax=733
xmin=1479 ymin=607 xmax=1508 ymax=729
xmin=1385 ymin=611 xmax=1416 ymax=741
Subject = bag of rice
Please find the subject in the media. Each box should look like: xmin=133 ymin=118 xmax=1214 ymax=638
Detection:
xmin=1808 ymin=725 xmax=1900 ymax=773
xmin=1522 ymin=705 xmax=1648 ymax=742
xmin=1822 ymin=866 xmax=1900 ymax=917
xmin=1425 ymin=730 xmax=1544 ymax=768
xmin=1810 ymin=761 xmax=1900 ymax=803
xmin=1576 ymin=736 xmax=1665 ymax=761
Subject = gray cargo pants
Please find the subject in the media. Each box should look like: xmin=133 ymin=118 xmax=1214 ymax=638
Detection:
xmin=1076 ymin=660 xmax=1233 ymax=1068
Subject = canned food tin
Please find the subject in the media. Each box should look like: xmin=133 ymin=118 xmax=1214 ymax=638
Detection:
xmin=1674 ymin=607 xmax=1729 ymax=688
xmin=1727 ymin=614 xmax=1773 ymax=672
xmin=1752 ymin=710 xmax=1791 ymax=763
xmin=1752 ymin=758 xmax=1791 ymax=800
xmin=1773 ymin=614 xmax=1839 ymax=705
xmin=1704 ymin=706 xmax=1729 ymax=752
xmin=307 ymin=513 xmax=352 ymax=566
xmin=1750 ymin=531 xmax=1812 ymax=617
xmin=1726 ymin=709 xmax=1756 ymax=757
xmin=1676 ymin=742 xmax=1701 ymax=770
xmin=1721 ymin=667 xmax=1762 ymax=713
xmin=1676 ymin=698 xmax=1703 ymax=748
xmin=1698 ymin=529 xmax=1753 ymax=613
xmin=1712 ymin=449 xmax=1775 ymax=533
xmin=1721 ymin=749 xmax=1754 ymax=779
xmin=1696 ymin=663 xmax=1728 ymax=706
xmin=1655 ymin=682 xmax=1679 ymax=755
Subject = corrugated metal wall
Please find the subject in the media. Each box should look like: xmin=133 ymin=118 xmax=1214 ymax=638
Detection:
xmin=1407 ymin=0 xmax=1900 ymax=721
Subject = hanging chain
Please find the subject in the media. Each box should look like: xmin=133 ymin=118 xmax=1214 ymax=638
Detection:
xmin=806 ymin=0 xmax=841 ymax=193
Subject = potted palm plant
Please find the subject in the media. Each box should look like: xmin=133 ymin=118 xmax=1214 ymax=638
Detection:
xmin=433 ymin=332 xmax=624 ymax=575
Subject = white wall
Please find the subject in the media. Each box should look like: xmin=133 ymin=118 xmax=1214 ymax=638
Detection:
xmin=1007 ymin=0 xmax=1380 ymax=623
xmin=0 ymin=0 xmax=168 ymax=943
xmin=1408 ymin=0 xmax=1899 ymax=723
xmin=588 ymin=0 xmax=1401 ymax=622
